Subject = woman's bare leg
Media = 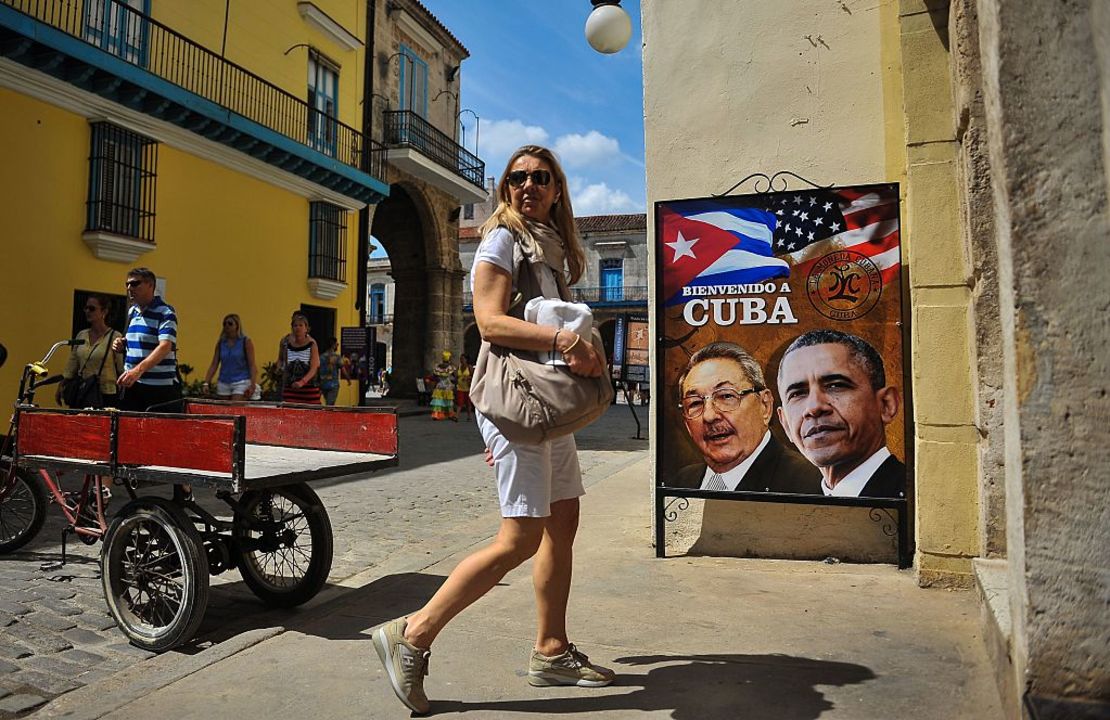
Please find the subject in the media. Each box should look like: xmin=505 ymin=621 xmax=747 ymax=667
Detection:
xmin=404 ymin=516 xmax=546 ymax=648
xmin=532 ymin=497 xmax=580 ymax=656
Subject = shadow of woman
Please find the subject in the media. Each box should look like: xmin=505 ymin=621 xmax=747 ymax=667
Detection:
xmin=431 ymin=652 xmax=875 ymax=719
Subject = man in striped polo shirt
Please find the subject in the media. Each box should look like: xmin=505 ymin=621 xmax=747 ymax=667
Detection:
xmin=110 ymin=267 xmax=182 ymax=413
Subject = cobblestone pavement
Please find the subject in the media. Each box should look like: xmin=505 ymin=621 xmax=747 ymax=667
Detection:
xmin=0 ymin=405 xmax=648 ymax=717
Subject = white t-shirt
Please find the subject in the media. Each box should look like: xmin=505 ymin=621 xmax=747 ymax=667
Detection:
xmin=471 ymin=227 xmax=561 ymax=299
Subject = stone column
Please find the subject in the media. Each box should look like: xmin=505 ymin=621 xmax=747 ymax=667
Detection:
xmin=899 ymin=0 xmax=981 ymax=586
xmin=978 ymin=0 xmax=1110 ymax=714
xmin=422 ymin=266 xmax=464 ymax=372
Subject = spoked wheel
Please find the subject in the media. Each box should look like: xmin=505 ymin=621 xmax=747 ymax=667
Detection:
xmin=0 ymin=467 xmax=47 ymax=553
xmin=233 ymin=482 xmax=332 ymax=607
xmin=101 ymin=497 xmax=209 ymax=652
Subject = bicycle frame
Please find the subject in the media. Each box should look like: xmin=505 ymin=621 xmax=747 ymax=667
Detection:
xmin=1 ymin=339 xmax=106 ymax=544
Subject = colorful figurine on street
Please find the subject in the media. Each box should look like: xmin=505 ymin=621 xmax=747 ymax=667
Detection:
xmin=430 ymin=350 xmax=457 ymax=421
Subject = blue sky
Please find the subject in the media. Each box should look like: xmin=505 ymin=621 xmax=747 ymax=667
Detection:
xmin=370 ymin=1 xmax=643 ymax=258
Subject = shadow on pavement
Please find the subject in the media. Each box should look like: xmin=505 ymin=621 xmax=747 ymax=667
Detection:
xmin=432 ymin=653 xmax=875 ymax=719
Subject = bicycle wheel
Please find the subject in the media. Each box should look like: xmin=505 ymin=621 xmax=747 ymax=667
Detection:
xmin=101 ymin=497 xmax=209 ymax=652
xmin=232 ymin=482 xmax=332 ymax=607
xmin=0 ymin=467 xmax=47 ymax=553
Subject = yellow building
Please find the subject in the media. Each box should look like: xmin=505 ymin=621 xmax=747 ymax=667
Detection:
xmin=0 ymin=0 xmax=482 ymax=404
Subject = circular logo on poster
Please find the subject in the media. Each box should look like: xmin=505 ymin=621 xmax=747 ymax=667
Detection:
xmin=806 ymin=251 xmax=882 ymax=321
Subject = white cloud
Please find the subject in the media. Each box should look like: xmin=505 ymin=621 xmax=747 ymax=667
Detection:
xmin=553 ymin=130 xmax=622 ymax=168
xmin=570 ymin=179 xmax=641 ymax=216
xmin=480 ymin=119 xmax=550 ymax=161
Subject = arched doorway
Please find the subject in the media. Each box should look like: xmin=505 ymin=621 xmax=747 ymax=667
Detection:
xmin=463 ymin=322 xmax=481 ymax=364
xmin=370 ymin=184 xmax=430 ymax=397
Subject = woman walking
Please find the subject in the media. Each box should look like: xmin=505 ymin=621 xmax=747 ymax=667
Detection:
xmin=202 ymin=313 xmax=258 ymax=400
xmin=372 ymin=145 xmax=610 ymax=714
xmin=429 ymin=350 xmax=457 ymax=421
xmin=57 ymin=294 xmax=123 ymax=408
xmin=279 ymin=312 xmax=321 ymax=404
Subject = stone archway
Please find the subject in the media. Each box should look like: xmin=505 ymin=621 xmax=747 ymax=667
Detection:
xmin=370 ymin=184 xmax=430 ymax=397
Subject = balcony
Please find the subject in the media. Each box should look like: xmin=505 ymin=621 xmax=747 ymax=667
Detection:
xmin=367 ymin=313 xmax=393 ymax=325
xmin=462 ymin=285 xmax=647 ymax=310
xmin=383 ymin=109 xmax=486 ymax=204
xmin=0 ymin=0 xmax=388 ymax=206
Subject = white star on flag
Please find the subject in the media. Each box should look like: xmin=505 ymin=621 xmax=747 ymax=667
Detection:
xmin=666 ymin=231 xmax=699 ymax=263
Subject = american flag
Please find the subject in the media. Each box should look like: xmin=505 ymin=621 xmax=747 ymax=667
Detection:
xmin=659 ymin=185 xmax=900 ymax=306
xmin=767 ymin=185 xmax=901 ymax=288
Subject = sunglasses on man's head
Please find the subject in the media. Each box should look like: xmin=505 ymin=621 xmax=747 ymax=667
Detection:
xmin=507 ymin=169 xmax=552 ymax=188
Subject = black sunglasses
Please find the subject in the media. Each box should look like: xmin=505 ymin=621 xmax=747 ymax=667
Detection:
xmin=506 ymin=169 xmax=552 ymax=188
xmin=125 ymin=279 xmax=144 ymax=288
xmin=83 ymin=305 xmax=98 ymax=312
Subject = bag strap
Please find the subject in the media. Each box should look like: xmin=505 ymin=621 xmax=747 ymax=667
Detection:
xmin=78 ymin=330 xmax=112 ymax=377
xmin=94 ymin=330 xmax=115 ymax=378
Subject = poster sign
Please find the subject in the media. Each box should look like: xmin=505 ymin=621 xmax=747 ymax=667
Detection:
xmin=612 ymin=315 xmax=626 ymax=380
xmin=340 ymin=326 xmax=376 ymax=385
xmin=655 ymin=183 xmax=908 ymax=502
xmin=625 ymin=314 xmax=650 ymax=384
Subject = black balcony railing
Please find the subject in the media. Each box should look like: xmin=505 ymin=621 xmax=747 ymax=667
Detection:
xmin=367 ymin=313 xmax=394 ymax=325
xmin=383 ymin=110 xmax=484 ymax=188
xmin=4 ymin=0 xmax=384 ymax=179
xmin=462 ymin=285 xmax=647 ymax=308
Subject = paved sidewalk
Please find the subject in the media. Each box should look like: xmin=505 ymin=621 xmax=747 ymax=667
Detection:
xmin=0 ymin=405 xmax=645 ymax=717
xmin=37 ymin=456 xmax=1003 ymax=719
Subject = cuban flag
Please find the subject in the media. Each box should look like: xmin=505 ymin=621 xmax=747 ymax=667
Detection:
xmin=660 ymin=201 xmax=789 ymax=306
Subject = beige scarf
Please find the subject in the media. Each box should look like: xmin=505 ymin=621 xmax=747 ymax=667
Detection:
xmin=517 ymin=219 xmax=570 ymax=298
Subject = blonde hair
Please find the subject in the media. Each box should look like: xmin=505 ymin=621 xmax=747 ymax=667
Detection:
xmin=222 ymin=313 xmax=243 ymax=339
xmin=478 ymin=145 xmax=586 ymax=285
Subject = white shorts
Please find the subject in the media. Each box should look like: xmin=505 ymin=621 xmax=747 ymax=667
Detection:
xmin=217 ymin=378 xmax=252 ymax=397
xmin=476 ymin=409 xmax=584 ymax=518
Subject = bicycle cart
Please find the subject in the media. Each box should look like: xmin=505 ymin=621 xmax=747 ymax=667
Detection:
xmin=3 ymin=398 xmax=397 ymax=652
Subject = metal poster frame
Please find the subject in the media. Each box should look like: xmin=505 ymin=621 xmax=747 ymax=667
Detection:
xmin=652 ymin=175 xmax=912 ymax=568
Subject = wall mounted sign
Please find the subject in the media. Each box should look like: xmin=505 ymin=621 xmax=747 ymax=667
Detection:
xmin=654 ymin=182 xmax=910 ymax=566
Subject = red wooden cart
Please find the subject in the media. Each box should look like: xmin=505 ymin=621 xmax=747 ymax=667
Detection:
xmin=3 ymin=399 xmax=397 ymax=651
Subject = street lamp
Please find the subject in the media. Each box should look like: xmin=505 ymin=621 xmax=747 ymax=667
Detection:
xmin=458 ymin=108 xmax=480 ymax=157
xmin=585 ymin=0 xmax=632 ymax=54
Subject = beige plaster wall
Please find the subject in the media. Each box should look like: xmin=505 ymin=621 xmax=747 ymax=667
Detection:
xmin=643 ymin=0 xmax=906 ymax=562
xmin=897 ymin=0 xmax=980 ymax=586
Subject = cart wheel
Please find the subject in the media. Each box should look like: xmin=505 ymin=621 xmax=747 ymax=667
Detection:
xmin=0 ymin=467 xmax=47 ymax=554
xmin=233 ymin=483 xmax=332 ymax=608
xmin=101 ymin=497 xmax=209 ymax=652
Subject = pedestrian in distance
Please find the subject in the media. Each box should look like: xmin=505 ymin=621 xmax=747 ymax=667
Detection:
xmin=278 ymin=312 xmax=320 ymax=404
xmin=318 ymin=338 xmax=341 ymax=406
xmin=111 ymin=268 xmax=181 ymax=413
xmin=372 ymin=145 xmax=612 ymax=715
xmin=456 ymin=353 xmax=473 ymax=422
xmin=430 ymin=350 xmax=457 ymax=421
xmin=202 ymin=313 xmax=258 ymax=401
xmin=58 ymin=293 xmax=124 ymax=409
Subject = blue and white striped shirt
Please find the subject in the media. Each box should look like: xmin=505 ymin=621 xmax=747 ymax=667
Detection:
xmin=125 ymin=296 xmax=178 ymax=386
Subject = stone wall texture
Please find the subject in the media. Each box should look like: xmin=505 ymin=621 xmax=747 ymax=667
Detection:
xmin=978 ymin=0 xmax=1110 ymax=709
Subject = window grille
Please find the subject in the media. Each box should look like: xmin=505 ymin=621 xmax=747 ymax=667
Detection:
xmin=309 ymin=202 xmax=347 ymax=281
xmin=86 ymin=122 xmax=158 ymax=243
